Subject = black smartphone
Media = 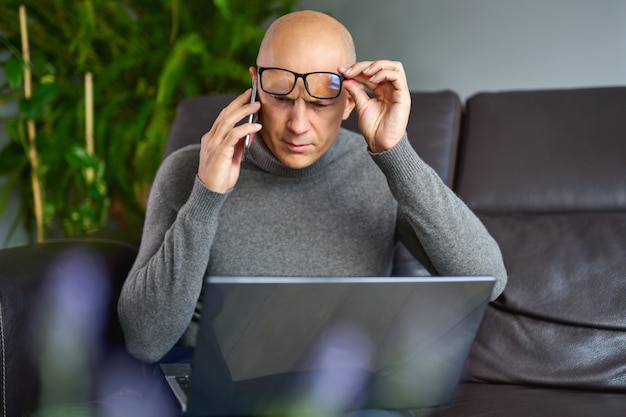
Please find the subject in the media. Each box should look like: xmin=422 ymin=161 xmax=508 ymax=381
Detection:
xmin=245 ymin=76 xmax=258 ymax=150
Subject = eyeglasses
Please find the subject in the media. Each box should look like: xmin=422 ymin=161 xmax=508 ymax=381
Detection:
xmin=258 ymin=67 xmax=344 ymax=99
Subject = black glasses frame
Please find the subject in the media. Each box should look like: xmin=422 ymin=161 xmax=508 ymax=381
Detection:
xmin=258 ymin=67 xmax=345 ymax=99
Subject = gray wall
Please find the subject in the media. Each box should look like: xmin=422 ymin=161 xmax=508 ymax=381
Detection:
xmin=300 ymin=0 xmax=626 ymax=99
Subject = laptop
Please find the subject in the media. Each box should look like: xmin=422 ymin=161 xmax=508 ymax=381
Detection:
xmin=161 ymin=275 xmax=495 ymax=416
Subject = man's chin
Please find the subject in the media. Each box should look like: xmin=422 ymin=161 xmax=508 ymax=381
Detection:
xmin=277 ymin=153 xmax=320 ymax=169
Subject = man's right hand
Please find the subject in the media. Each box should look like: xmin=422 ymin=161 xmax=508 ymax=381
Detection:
xmin=197 ymin=89 xmax=262 ymax=194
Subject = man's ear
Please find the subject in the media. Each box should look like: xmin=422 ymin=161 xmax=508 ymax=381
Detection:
xmin=342 ymin=93 xmax=356 ymax=121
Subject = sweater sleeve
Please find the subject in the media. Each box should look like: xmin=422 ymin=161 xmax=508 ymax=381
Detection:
xmin=371 ymin=136 xmax=507 ymax=300
xmin=117 ymin=148 xmax=228 ymax=363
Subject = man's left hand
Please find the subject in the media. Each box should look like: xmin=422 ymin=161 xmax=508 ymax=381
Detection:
xmin=339 ymin=60 xmax=411 ymax=153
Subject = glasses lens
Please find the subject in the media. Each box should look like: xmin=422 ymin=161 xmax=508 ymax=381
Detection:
xmin=305 ymin=73 xmax=342 ymax=99
xmin=260 ymin=68 xmax=296 ymax=95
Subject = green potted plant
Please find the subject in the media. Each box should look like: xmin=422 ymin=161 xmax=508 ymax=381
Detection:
xmin=0 ymin=0 xmax=298 ymax=244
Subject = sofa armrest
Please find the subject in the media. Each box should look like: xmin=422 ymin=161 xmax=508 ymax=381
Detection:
xmin=0 ymin=238 xmax=137 ymax=416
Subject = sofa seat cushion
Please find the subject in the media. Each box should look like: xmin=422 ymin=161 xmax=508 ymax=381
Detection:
xmin=426 ymin=383 xmax=626 ymax=417
xmin=481 ymin=212 xmax=626 ymax=327
xmin=464 ymin=212 xmax=626 ymax=390
xmin=467 ymin=304 xmax=626 ymax=390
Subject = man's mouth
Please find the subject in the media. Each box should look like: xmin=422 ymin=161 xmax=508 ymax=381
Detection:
xmin=285 ymin=142 xmax=311 ymax=153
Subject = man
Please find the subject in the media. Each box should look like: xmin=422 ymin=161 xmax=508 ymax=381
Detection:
xmin=119 ymin=9 xmax=506 ymax=369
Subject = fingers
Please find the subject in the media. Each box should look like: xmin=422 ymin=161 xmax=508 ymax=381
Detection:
xmin=197 ymin=89 xmax=262 ymax=193
xmin=341 ymin=77 xmax=370 ymax=111
xmin=340 ymin=60 xmax=408 ymax=92
xmin=206 ymin=89 xmax=261 ymax=148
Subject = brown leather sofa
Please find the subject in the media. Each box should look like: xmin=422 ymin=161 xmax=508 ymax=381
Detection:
xmin=1 ymin=86 xmax=624 ymax=416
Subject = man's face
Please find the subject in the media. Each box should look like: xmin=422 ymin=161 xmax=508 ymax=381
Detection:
xmin=252 ymin=36 xmax=354 ymax=169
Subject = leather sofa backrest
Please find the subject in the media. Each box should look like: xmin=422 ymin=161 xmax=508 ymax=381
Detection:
xmin=454 ymin=87 xmax=626 ymax=391
xmin=163 ymin=91 xmax=463 ymax=276
xmin=455 ymin=87 xmax=626 ymax=212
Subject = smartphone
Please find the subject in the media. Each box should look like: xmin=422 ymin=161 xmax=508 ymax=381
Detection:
xmin=245 ymin=76 xmax=258 ymax=150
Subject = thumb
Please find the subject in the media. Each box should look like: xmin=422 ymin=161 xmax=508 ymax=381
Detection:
xmin=342 ymin=79 xmax=370 ymax=113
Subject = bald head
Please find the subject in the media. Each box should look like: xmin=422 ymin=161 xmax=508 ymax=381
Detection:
xmin=257 ymin=10 xmax=356 ymax=69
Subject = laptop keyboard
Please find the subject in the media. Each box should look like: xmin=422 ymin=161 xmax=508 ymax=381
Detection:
xmin=175 ymin=375 xmax=191 ymax=394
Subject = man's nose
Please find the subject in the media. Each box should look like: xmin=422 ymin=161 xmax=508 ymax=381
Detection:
xmin=287 ymin=83 xmax=312 ymax=135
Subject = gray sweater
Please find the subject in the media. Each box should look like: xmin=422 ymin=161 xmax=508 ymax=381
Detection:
xmin=118 ymin=129 xmax=507 ymax=363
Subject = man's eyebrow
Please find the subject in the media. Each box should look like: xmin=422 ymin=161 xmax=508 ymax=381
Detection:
xmin=307 ymin=97 xmax=334 ymax=105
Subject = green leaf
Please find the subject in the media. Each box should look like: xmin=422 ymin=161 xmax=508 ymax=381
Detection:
xmin=5 ymin=57 xmax=24 ymax=88
xmin=33 ymin=82 xmax=60 ymax=105
xmin=213 ymin=0 xmax=232 ymax=19
xmin=87 ymin=179 xmax=108 ymax=202
xmin=155 ymin=33 xmax=207 ymax=106
xmin=18 ymin=83 xmax=59 ymax=119
xmin=18 ymin=98 xmax=38 ymax=119
xmin=65 ymin=146 xmax=99 ymax=170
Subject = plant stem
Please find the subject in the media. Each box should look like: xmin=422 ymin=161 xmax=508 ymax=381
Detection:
xmin=19 ymin=5 xmax=44 ymax=242
xmin=85 ymin=72 xmax=94 ymax=184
